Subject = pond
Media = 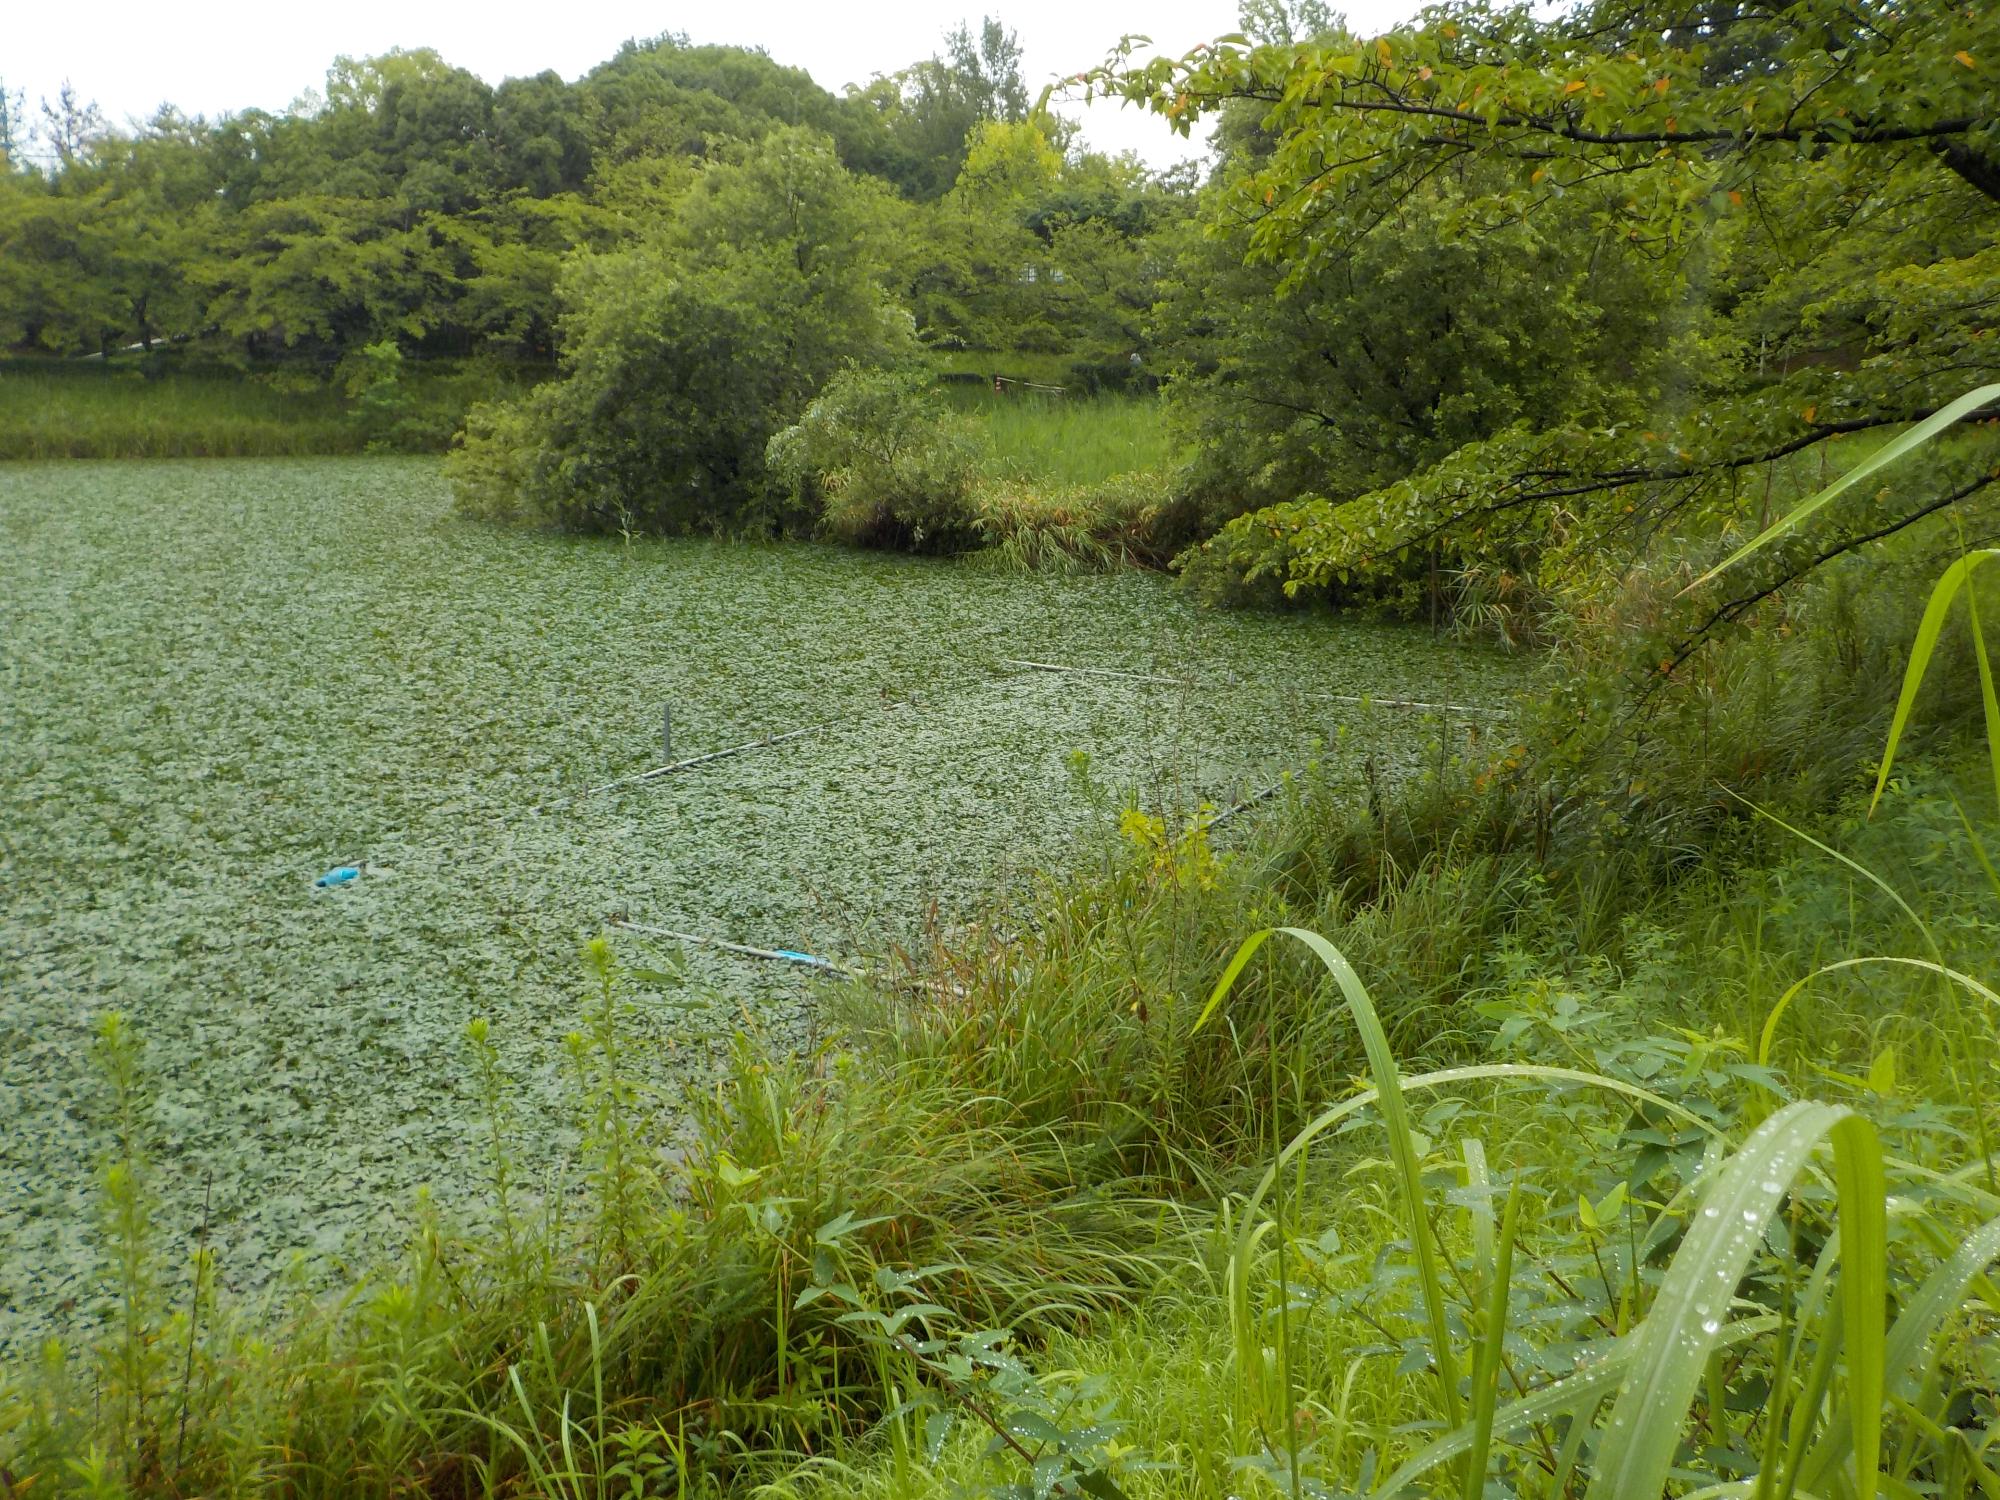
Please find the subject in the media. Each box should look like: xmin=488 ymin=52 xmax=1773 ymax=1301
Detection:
xmin=0 ymin=457 xmax=1519 ymax=1349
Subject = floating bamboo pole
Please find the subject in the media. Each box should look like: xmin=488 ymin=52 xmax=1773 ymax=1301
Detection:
xmin=540 ymin=704 xmax=916 ymax=812
xmin=608 ymin=918 xmax=851 ymax=976
xmin=545 ymin=662 xmax=1060 ymax=814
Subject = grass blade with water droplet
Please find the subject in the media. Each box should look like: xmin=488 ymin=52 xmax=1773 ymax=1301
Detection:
xmin=1586 ymin=1102 xmax=1885 ymax=1500
xmin=1800 ymin=1211 xmax=2000 ymax=1493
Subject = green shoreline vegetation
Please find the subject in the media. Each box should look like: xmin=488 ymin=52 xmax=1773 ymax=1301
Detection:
xmin=5 ymin=0 xmax=2000 ymax=1493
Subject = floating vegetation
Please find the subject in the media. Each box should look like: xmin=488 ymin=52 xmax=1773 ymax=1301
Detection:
xmin=0 ymin=456 xmax=1518 ymax=1348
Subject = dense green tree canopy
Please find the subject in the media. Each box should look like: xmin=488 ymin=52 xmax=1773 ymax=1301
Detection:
xmin=446 ymin=128 xmax=913 ymax=534
xmin=1154 ymin=164 xmax=1674 ymax=534
xmin=0 ymin=20 xmax=1142 ymax=368
xmin=1102 ymin=0 xmax=2000 ymax=643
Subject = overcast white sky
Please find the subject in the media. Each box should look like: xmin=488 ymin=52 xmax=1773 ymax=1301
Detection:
xmin=5 ymin=0 xmax=1417 ymax=171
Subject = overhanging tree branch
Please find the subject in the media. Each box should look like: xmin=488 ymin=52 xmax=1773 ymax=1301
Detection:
xmin=1663 ymin=469 xmax=2000 ymax=676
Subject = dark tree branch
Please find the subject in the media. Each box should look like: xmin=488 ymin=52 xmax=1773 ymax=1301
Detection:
xmin=1187 ymin=83 xmax=1977 ymax=152
xmin=1374 ymin=413 xmax=1918 ymax=559
xmin=1932 ymin=140 xmax=2000 ymax=207
xmin=1663 ymin=469 xmax=2000 ymax=676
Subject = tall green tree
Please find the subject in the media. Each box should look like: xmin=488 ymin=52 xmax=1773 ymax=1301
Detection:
xmin=906 ymin=122 xmax=1185 ymax=375
xmin=491 ymin=71 xmax=593 ymax=197
xmin=0 ymin=180 xmax=123 ymax=352
xmin=38 ymin=81 xmax=105 ymax=171
xmin=913 ymin=119 xmax=1068 ymax=351
xmin=1105 ymin=0 xmax=2000 ymax=640
xmin=1156 ymin=168 xmax=1676 ymax=536
xmin=0 ymin=79 xmax=25 ymax=169
xmin=88 ymin=110 xmax=226 ymax=349
xmin=863 ymin=17 xmax=1036 ymax=201
xmin=448 ymin=128 xmax=912 ymax=533
xmin=194 ymin=194 xmax=456 ymax=351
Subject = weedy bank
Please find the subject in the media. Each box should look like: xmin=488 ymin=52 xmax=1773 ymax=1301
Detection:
xmin=0 ymin=357 xmax=532 ymax=460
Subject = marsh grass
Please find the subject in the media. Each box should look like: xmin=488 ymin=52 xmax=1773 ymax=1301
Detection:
xmin=0 ymin=361 xmax=530 ymax=459
xmin=0 ymin=367 xmax=357 ymax=458
xmin=3 ymin=963 xmax=1176 ymax=1496
xmin=777 ymin=795 xmax=1999 ymax=1497
xmin=948 ymin=390 xmax=1181 ymax=490
xmin=933 ymin=390 xmax=1198 ymax=571
xmin=972 ymin=471 xmax=1198 ymax=573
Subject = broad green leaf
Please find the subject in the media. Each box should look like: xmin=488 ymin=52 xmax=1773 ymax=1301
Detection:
xmin=1201 ymin=933 xmax=1727 ymax=1444
xmin=1866 ymin=550 xmax=2000 ymax=817
xmin=1865 ymin=1047 xmax=1895 ymax=1095
xmin=1586 ymin=1102 xmax=1885 ymax=1500
xmin=1461 ymin=1138 xmax=1496 ymax=1270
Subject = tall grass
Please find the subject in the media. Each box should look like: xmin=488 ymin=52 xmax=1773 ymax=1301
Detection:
xmin=935 ymin=390 xmax=1197 ymax=571
xmin=946 ymin=390 xmax=1181 ymax=489
xmin=0 ymin=362 xmax=532 ymax=459
xmin=773 ymin=401 xmax=2000 ymax=1497
xmin=0 ymin=368 xmax=358 ymax=458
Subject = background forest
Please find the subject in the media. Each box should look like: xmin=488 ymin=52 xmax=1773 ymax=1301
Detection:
xmin=5 ymin=0 xmax=1995 ymax=636
xmin=0 ymin=22 xmax=1169 ymax=409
